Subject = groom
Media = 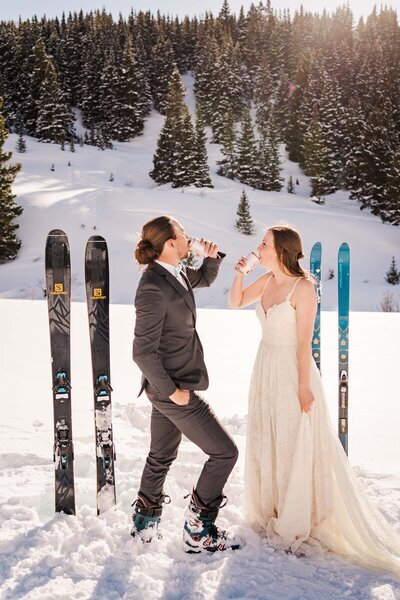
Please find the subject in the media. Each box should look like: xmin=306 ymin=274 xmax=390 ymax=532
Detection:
xmin=131 ymin=215 xmax=241 ymax=553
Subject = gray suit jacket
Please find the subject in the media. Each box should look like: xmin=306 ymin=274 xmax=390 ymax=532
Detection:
xmin=132 ymin=254 xmax=225 ymax=398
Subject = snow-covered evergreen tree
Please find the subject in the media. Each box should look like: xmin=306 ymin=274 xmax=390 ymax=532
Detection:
xmin=257 ymin=114 xmax=283 ymax=191
xmin=287 ymin=175 xmax=295 ymax=193
xmin=236 ymin=189 xmax=256 ymax=234
xmin=0 ymin=98 xmax=22 ymax=263
xmin=380 ymin=149 xmax=400 ymax=225
xmin=150 ymin=35 xmax=176 ymax=114
xmin=80 ymin=41 xmax=104 ymax=131
xmin=194 ymin=35 xmax=219 ymax=126
xmin=23 ymin=39 xmax=52 ymax=136
xmin=173 ymin=108 xmax=196 ymax=188
xmin=100 ymin=41 xmax=150 ymax=142
xmin=350 ymin=103 xmax=396 ymax=218
xmin=150 ymin=67 xmax=186 ymax=184
xmin=236 ymin=108 xmax=259 ymax=188
xmin=254 ymin=57 xmax=274 ymax=136
xmin=385 ymin=257 xmax=400 ymax=284
xmin=210 ymin=39 xmax=246 ymax=143
xmin=16 ymin=131 xmax=26 ymax=153
xmin=36 ymin=61 xmax=74 ymax=144
xmin=302 ymin=110 xmax=330 ymax=198
xmin=193 ymin=106 xmax=213 ymax=187
xmin=217 ymin=107 xmax=237 ymax=179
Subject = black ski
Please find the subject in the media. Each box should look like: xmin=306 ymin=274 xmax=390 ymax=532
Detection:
xmin=85 ymin=236 xmax=116 ymax=514
xmin=45 ymin=229 xmax=76 ymax=515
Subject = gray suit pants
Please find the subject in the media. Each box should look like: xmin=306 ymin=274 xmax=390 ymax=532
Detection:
xmin=139 ymin=387 xmax=239 ymax=507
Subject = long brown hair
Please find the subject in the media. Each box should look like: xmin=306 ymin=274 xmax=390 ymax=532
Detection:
xmin=269 ymin=226 xmax=313 ymax=280
xmin=135 ymin=215 xmax=177 ymax=267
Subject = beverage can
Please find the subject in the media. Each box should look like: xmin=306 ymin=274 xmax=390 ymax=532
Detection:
xmin=239 ymin=251 xmax=260 ymax=274
xmin=189 ymin=237 xmax=208 ymax=258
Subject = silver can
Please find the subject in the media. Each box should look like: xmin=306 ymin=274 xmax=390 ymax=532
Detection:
xmin=189 ymin=237 xmax=208 ymax=258
xmin=239 ymin=251 xmax=260 ymax=274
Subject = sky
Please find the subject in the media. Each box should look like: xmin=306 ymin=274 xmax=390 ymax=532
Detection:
xmin=2 ymin=0 xmax=399 ymax=23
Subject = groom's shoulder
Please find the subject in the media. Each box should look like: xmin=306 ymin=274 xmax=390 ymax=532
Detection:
xmin=138 ymin=266 xmax=164 ymax=286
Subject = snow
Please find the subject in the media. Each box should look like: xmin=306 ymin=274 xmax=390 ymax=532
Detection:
xmin=1 ymin=74 xmax=399 ymax=310
xmin=1 ymin=299 xmax=400 ymax=598
xmin=1 ymin=75 xmax=400 ymax=598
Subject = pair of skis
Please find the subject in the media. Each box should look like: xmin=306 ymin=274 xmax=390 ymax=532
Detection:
xmin=45 ymin=230 xmax=116 ymax=515
xmin=310 ymin=242 xmax=350 ymax=455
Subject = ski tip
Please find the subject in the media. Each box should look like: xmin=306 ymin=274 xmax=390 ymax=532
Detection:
xmin=311 ymin=241 xmax=321 ymax=249
xmin=47 ymin=229 xmax=67 ymax=238
xmin=86 ymin=235 xmax=107 ymax=245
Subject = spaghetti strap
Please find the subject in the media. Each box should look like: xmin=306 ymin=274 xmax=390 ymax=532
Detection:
xmin=287 ymin=277 xmax=302 ymax=301
xmin=262 ymin=274 xmax=273 ymax=293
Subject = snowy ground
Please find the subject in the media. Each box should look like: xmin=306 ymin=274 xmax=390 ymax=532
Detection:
xmin=1 ymin=74 xmax=400 ymax=598
xmin=1 ymin=75 xmax=399 ymax=310
xmin=1 ymin=299 xmax=400 ymax=599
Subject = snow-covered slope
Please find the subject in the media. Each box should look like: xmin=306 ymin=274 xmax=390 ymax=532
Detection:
xmin=2 ymin=75 xmax=400 ymax=599
xmin=1 ymin=299 xmax=400 ymax=599
xmin=1 ymin=75 xmax=399 ymax=310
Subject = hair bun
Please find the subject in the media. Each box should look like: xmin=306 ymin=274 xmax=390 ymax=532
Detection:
xmin=140 ymin=238 xmax=154 ymax=251
xmin=135 ymin=238 xmax=158 ymax=265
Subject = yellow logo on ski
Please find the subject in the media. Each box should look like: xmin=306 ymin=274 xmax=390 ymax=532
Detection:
xmin=91 ymin=288 xmax=106 ymax=300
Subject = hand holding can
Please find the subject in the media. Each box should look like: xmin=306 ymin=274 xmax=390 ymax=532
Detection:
xmin=236 ymin=251 xmax=260 ymax=275
xmin=189 ymin=237 xmax=209 ymax=258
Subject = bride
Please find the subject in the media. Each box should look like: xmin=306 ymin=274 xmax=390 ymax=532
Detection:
xmin=229 ymin=225 xmax=400 ymax=577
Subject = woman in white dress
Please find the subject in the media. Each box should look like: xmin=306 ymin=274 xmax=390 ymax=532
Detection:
xmin=229 ymin=225 xmax=400 ymax=577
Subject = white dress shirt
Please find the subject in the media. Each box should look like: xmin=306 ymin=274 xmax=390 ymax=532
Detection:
xmin=155 ymin=260 xmax=188 ymax=290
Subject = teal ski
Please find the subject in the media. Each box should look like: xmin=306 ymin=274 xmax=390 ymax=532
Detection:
xmin=338 ymin=243 xmax=350 ymax=455
xmin=310 ymin=242 xmax=322 ymax=372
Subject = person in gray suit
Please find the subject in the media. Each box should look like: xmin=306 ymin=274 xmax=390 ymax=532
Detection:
xmin=131 ymin=215 xmax=241 ymax=553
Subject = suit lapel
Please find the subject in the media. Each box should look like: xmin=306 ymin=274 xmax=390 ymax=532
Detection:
xmin=181 ymin=269 xmax=195 ymax=302
xmin=152 ymin=262 xmax=196 ymax=318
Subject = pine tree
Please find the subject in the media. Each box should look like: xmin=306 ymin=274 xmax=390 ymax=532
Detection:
xmin=80 ymin=41 xmax=104 ymax=131
xmin=302 ymin=110 xmax=330 ymax=199
xmin=23 ymin=39 xmax=50 ymax=135
xmin=217 ymin=107 xmax=237 ymax=179
xmin=16 ymin=131 xmax=27 ymax=153
xmin=150 ymin=35 xmax=176 ymax=114
xmin=287 ymin=175 xmax=295 ymax=193
xmin=257 ymin=114 xmax=283 ymax=191
xmin=193 ymin=106 xmax=213 ymax=187
xmin=172 ymin=108 xmax=196 ymax=188
xmin=317 ymin=71 xmax=346 ymax=191
xmin=235 ymin=190 xmax=256 ymax=234
xmin=350 ymin=103 xmax=396 ymax=217
xmin=100 ymin=41 xmax=150 ymax=142
xmin=385 ymin=257 xmax=400 ymax=284
xmin=210 ymin=40 xmax=246 ymax=143
xmin=194 ymin=35 xmax=219 ymax=126
xmin=236 ymin=108 xmax=259 ymax=188
xmin=150 ymin=67 xmax=186 ymax=184
xmin=254 ymin=57 xmax=274 ymax=136
xmin=380 ymin=149 xmax=400 ymax=225
xmin=0 ymin=98 xmax=23 ymax=263
xmin=285 ymin=106 xmax=302 ymax=163
xmin=36 ymin=61 xmax=74 ymax=144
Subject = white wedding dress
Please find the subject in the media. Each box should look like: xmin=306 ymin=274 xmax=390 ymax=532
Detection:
xmin=244 ymin=276 xmax=400 ymax=577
